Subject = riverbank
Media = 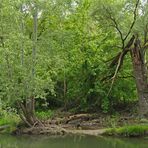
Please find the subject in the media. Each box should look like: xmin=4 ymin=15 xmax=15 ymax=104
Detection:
xmin=11 ymin=112 xmax=148 ymax=137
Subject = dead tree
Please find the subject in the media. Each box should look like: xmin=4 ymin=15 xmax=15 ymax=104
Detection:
xmin=130 ymin=37 xmax=148 ymax=116
xmin=101 ymin=0 xmax=148 ymax=116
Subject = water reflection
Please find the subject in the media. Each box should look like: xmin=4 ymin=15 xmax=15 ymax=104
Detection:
xmin=0 ymin=134 xmax=147 ymax=148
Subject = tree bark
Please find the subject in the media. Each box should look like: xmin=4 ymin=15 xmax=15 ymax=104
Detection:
xmin=17 ymin=98 xmax=37 ymax=127
xmin=130 ymin=39 xmax=148 ymax=117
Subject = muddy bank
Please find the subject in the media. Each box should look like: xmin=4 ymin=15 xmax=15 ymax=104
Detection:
xmin=13 ymin=126 xmax=106 ymax=136
xmin=13 ymin=113 xmax=147 ymax=136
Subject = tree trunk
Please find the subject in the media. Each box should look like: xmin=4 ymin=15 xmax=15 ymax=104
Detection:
xmin=32 ymin=5 xmax=38 ymax=77
xmin=20 ymin=5 xmax=24 ymax=66
xmin=130 ymin=39 xmax=148 ymax=117
xmin=17 ymin=4 xmax=39 ymax=127
xmin=17 ymin=98 xmax=37 ymax=127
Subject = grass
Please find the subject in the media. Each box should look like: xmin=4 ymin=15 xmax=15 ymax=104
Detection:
xmin=104 ymin=125 xmax=148 ymax=137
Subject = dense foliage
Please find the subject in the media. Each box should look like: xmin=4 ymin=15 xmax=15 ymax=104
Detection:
xmin=0 ymin=0 xmax=148 ymax=125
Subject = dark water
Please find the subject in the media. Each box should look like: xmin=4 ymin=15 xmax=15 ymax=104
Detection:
xmin=0 ymin=135 xmax=147 ymax=148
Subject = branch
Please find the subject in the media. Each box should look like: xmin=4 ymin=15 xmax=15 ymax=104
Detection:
xmin=103 ymin=0 xmax=139 ymax=49
xmin=104 ymin=6 xmax=125 ymax=49
xmin=107 ymin=52 xmax=123 ymax=96
xmin=123 ymin=0 xmax=140 ymax=42
xmin=144 ymin=24 xmax=148 ymax=44
xmin=107 ymin=35 xmax=135 ymax=96
xmin=109 ymin=52 xmax=122 ymax=67
xmin=124 ymin=35 xmax=135 ymax=49
xmin=118 ymin=75 xmax=135 ymax=79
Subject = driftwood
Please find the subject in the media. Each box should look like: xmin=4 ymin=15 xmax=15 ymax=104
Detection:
xmin=63 ymin=114 xmax=95 ymax=124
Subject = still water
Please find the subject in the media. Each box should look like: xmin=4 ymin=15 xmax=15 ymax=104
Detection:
xmin=0 ymin=135 xmax=147 ymax=148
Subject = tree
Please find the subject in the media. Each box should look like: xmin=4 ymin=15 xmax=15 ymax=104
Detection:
xmin=93 ymin=0 xmax=148 ymax=116
xmin=0 ymin=0 xmax=59 ymax=126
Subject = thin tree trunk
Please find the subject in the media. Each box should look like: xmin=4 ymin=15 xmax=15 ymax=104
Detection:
xmin=63 ymin=67 xmax=67 ymax=97
xmin=17 ymin=4 xmax=39 ymax=127
xmin=32 ymin=6 xmax=38 ymax=77
xmin=29 ymin=4 xmax=38 ymax=124
xmin=20 ymin=5 xmax=24 ymax=66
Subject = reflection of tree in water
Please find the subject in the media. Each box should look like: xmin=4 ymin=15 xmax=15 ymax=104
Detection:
xmin=0 ymin=135 xmax=147 ymax=148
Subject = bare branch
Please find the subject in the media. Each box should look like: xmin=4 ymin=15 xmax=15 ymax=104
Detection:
xmin=123 ymin=0 xmax=140 ymax=42
xmin=107 ymin=35 xmax=135 ymax=96
xmin=103 ymin=0 xmax=139 ymax=50
xmin=107 ymin=52 xmax=123 ymax=96
xmin=104 ymin=6 xmax=125 ymax=49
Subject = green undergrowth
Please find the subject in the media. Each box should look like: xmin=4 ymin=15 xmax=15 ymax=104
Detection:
xmin=104 ymin=124 xmax=148 ymax=137
xmin=36 ymin=110 xmax=54 ymax=120
xmin=0 ymin=108 xmax=20 ymax=133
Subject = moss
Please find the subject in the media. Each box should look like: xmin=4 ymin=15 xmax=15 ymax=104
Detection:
xmin=104 ymin=125 xmax=148 ymax=137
